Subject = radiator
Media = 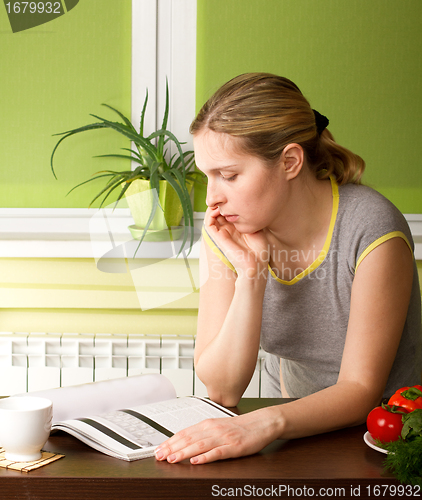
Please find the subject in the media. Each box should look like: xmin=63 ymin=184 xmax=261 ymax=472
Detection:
xmin=0 ymin=332 xmax=266 ymax=398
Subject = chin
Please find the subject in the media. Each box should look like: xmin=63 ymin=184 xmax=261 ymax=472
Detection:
xmin=234 ymin=222 xmax=262 ymax=235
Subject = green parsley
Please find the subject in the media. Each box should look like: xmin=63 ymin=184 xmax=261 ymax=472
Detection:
xmin=383 ymin=437 xmax=422 ymax=486
xmin=382 ymin=410 xmax=422 ymax=486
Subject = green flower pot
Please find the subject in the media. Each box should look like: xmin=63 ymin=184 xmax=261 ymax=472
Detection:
xmin=125 ymin=178 xmax=193 ymax=230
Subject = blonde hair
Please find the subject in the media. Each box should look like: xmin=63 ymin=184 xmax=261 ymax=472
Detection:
xmin=190 ymin=73 xmax=365 ymax=185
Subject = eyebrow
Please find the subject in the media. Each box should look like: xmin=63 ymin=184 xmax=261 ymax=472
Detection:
xmin=200 ymin=164 xmax=238 ymax=173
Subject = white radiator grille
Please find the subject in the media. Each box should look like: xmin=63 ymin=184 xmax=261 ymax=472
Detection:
xmin=0 ymin=332 xmax=266 ymax=398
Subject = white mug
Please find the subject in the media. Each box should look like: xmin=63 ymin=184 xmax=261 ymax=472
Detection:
xmin=0 ymin=396 xmax=53 ymax=462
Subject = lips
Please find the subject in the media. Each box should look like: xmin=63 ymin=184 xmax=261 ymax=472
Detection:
xmin=222 ymin=214 xmax=239 ymax=223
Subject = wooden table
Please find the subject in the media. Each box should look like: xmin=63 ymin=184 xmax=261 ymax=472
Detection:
xmin=0 ymin=398 xmax=404 ymax=500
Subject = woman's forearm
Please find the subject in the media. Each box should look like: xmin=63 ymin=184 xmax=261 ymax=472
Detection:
xmin=195 ymin=275 xmax=267 ymax=406
xmin=266 ymin=380 xmax=381 ymax=441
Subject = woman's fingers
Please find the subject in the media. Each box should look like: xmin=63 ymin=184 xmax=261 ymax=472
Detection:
xmin=156 ymin=436 xmax=229 ymax=464
xmin=205 ymin=206 xmax=235 ymax=231
xmin=205 ymin=206 xmax=221 ymax=224
xmin=155 ymin=419 xmax=225 ymax=462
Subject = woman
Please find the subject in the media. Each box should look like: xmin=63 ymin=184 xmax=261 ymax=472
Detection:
xmin=155 ymin=73 xmax=422 ymax=464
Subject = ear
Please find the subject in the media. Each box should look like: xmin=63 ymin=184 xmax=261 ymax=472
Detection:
xmin=281 ymin=143 xmax=304 ymax=180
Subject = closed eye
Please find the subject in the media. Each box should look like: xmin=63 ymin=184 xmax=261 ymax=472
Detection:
xmin=221 ymin=174 xmax=238 ymax=182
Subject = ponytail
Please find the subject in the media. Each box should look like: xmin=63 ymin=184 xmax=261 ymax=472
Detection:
xmin=310 ymin=129 xmax=365 ymax=185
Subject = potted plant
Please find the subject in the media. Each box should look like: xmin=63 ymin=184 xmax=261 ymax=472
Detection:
xmin=50 ymin=81 xmax=203 ymax=254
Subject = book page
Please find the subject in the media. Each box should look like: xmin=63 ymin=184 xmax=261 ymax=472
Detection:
xmin=130 ymin=397 xmax=235 ymax=434
xmin=53 ymin=417 xmax=159 ymax=460
xmin=18 ymin=374 xmax=177 ymax=423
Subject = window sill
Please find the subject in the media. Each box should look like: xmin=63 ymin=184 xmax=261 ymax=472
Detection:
xmin=0 ymin=209 xmax=204 ymax=259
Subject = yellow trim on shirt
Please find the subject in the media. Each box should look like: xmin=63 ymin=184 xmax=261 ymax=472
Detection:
xmin=355 ymin=231 xmax=413 ymax=272
xmin=202 ymin=227 xmax=236 ymax=273
xmin=270 ymin=176 xmax=340 ymax=285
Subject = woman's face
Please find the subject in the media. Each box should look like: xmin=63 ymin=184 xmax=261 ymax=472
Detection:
xmin=193 ymin=129 xmax=286 ymax=234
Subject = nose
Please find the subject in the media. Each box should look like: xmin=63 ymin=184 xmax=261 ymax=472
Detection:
xmin=205 ymin=178 xmax=225 ymax=208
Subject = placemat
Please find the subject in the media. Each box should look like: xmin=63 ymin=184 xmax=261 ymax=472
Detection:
xmin=0 ymin=447 xmax=64 ymax=472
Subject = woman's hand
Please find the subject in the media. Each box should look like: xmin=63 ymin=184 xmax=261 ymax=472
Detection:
xmin=154 ymin=408 xmax=281 ymax=465
xmin=205 ymin=206 xmax=270 ymax=279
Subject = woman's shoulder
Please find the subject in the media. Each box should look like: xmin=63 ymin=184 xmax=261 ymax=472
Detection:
xmin=339 ymin=182 xmax=398 ymax=208
xmin=334 ymin=183 xmax=414 ymax=269
xmin=337 ymin=183 xmax=410 ymax=233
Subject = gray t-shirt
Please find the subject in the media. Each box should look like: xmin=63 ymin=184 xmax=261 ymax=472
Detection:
xmin=203 ymin=178 xmax=422 ymax=399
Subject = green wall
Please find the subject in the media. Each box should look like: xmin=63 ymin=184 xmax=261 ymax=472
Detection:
xmin=0 ymin=0 xmax=132 ymax=208
xmin=195 ymin=0 xmax=422 ymax=213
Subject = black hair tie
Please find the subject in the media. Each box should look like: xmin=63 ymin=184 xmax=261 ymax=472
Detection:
xmin=312 ymin=109 xmax=329 ymax=135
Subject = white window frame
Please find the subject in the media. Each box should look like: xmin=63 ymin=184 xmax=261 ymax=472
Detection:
xmin=0 ymin=0 xmax=200 ymax=259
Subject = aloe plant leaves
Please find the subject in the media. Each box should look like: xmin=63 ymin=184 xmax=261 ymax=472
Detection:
xmin=139 ymin=89 xmax=148 ymax=137
xmin=100 ymin=103 xmax=138 ymax=135
xmin=157 ymin=81 xmax=170 ymax=157
xmin=50 ymin=122 xmax=109 ymax=178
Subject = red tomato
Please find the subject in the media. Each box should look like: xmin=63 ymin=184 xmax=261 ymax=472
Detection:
xmin=366 ymin=405 xmax=407 ymax=443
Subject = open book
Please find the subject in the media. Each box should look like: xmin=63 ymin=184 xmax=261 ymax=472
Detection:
xmin=19 ymin=374 xmax=235 ymax=461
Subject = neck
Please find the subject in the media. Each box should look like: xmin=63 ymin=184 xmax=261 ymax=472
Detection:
xmin=268 ymin=172 xmax=333 ymax=252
